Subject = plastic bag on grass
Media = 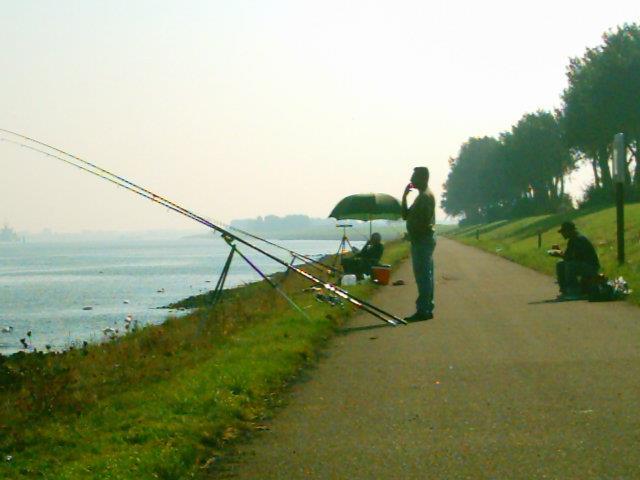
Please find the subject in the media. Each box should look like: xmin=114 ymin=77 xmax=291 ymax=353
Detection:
xmin=588 ymin=276 xmax=632 ymax=302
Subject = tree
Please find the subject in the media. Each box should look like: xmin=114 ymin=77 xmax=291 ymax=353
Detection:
xmin=503 ymin=111 xmax=575 ymax=211
xmin=442 ymin=136 xmax=509 ymax=222
xmin=443 ymin=113 xmax=575 ymax=222
xmin=561 ymin=23 xmax=640 ymax=193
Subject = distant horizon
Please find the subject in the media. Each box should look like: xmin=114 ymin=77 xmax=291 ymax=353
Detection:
xmin=1 ymin=212 xmax=462 ymax=236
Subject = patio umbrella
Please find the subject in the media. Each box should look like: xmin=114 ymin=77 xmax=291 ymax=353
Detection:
xmin=329 ymin=193 xmax=402 ymax=237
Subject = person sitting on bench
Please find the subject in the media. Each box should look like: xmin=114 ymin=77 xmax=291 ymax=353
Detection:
xmin=342 ymin=232 xmax=384 ymax=280
xmin=550 ymin=221 xmax=600 ymax=299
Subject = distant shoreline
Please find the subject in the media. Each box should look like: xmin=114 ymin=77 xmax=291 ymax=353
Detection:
xmin=185 ymin=228 xmax=403 ymax=241
xmin=186 ymin=223 xmax=451 ymax=241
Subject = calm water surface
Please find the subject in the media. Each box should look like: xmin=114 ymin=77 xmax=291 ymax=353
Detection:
xmin=0 ymin=237 xmax=361 ymax=355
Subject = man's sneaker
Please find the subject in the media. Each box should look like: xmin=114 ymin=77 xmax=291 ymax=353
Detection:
xmin=404 ymin=312 xmax=433 ymax=322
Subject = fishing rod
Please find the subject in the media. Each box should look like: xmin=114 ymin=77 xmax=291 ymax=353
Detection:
xmin=1 ymin=132 xmax=407 ymax=325
xmin=0 ymin=130 xmax=404 ymax=325
xmin=224 ymin=224 xmax=341 ymax=275
xmin=0 ymin=128 xmax=341 ymax=277
xmin=4 ymin=138 xmax=401 ymax=326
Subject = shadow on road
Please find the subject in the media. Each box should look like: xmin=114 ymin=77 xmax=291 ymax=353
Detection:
xmin=338 ymin=323 xmax=394 ymax=334
xmin=528 ymin=297 xmax=587 ymax=305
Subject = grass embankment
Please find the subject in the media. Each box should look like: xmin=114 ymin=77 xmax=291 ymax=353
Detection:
xmin=445 ymin=203 xmax=640 ymax=304
xmin=0 ymin=241 xmax=409 ymax=479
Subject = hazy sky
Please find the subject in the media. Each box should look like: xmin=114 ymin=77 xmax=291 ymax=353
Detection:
xmin=2 ymin=1 xmax=639 ymax=232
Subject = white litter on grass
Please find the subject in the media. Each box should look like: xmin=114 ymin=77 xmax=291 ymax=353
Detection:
xmin=341 ymin=274 xmax=357 ymax=286
xmin=610 ymin=276 xmax=632 ymax=296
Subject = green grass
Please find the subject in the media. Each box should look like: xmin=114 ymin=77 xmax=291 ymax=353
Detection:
xmin=0 ymin=241 xmax=410 ymax=479
xmin=446 ymin=203 xmax=640 ymax=304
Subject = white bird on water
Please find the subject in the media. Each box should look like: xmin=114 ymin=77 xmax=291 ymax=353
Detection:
xmin=1 ymin=326 xmax=13 ymax=333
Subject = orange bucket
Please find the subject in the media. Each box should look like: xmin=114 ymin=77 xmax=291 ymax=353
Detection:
xmin=371 ymin=265 xmax=391 ymax=285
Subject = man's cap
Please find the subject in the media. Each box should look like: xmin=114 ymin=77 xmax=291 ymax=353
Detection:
xmin=413 ymin=166 xmax=429 ymax=180
xmin=558 ymin=221 xmax=576 ymax=233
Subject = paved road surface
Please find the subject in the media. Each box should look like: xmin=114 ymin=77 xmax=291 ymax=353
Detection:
xmin=223 ymin=238 xmax=640 ymax=479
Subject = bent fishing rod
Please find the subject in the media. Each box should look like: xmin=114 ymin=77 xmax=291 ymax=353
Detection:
xmin=0 ymin=128 xmax=341 ymax=277
xmin=1 ymin=132 xmax=406 ymax=325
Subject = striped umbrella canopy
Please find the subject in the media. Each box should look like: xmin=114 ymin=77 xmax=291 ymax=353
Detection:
xmin=329 ymin=193 xmax=402 ymax=221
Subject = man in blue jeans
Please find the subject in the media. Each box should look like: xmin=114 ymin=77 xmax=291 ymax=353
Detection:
xmin=402 ymin=167 xmax=436 ymax=321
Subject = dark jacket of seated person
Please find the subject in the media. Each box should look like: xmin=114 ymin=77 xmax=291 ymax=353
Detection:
xmin=554 ymin=221 xmax=600 ymax=295
xmin=342 ymin=233 xmax=384 ymax=280
xmin=564 ymin=233 xmax=600 ymax=269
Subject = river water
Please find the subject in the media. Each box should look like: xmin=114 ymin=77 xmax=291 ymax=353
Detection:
xmin=0 ymin=237 xmax=362 ymax=355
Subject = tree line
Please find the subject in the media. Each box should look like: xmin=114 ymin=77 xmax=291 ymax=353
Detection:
xmin=231 ymin=214 xmax=334 ymax=233
xmin=442 ymin=23 xmax=640 ymax=224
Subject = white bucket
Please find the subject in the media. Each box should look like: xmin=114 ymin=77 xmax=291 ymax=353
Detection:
xmin=341 ymin=274 xmax=357 ymax=286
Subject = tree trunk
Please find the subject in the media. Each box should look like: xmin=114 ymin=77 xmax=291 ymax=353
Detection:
xmin=597 ymin=147 xmax=612 ymax=190
xmin=631 ymin=142 xmax=640 ymax=188
xmin=625 ymin=158 xmax=632 ymax=186
xmin=551 ymin=178 xmax=559 ymax=199
xmin=591 ymin=158 xmax=600 ymax=188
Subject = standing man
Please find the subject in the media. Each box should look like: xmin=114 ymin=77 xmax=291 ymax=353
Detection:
xmin=402 ymin=167 xmax=436 ymax=321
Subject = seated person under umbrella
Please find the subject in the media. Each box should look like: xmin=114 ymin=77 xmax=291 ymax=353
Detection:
xmin=341 ymin=232 xmax=384 ymax=280
xmin=549 ymin=221 xmax=600 ymax=299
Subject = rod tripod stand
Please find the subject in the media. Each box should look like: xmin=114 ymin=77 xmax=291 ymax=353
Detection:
xmin=333 ymin=224 xmax=354 ymax=271
xmin=197 ymin=235 xmax=309 ymax=335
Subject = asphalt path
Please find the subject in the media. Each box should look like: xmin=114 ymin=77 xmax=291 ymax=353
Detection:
xmin=224 ymin=237 xmax=640 ymax=479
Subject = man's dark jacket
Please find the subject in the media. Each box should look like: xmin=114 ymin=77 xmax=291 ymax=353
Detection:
xmin=357 ymin=243 xmax=383 ymax=265
xmin=565 ymin=234 xmax=600 ymax=269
